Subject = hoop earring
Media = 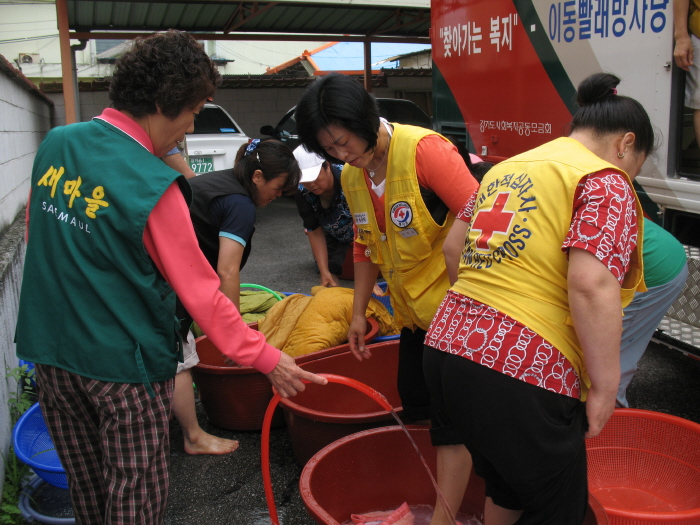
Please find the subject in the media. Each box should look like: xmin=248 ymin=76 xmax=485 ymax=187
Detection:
xmin=617 ymin=152 xmax=625 ymax=158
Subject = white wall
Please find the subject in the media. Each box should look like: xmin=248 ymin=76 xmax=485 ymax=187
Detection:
xmin=0 ymin=54 xmax=53 ymax=497
xmin=398 ymin=53 xmax=432 ymax=69
xmin=0 ymin=67 xmax=52 ymax=231
xmin=0 ymin=2 xmax=62 ymax=70
xmin=0 ymin=216 xmax=26 ymax=489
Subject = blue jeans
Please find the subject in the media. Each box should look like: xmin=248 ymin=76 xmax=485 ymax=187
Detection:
xmin=617 ymin=263 xmax=689 ymax=407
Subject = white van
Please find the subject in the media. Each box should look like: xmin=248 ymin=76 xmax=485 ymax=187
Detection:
xmin=184 ymin=103 xmax=250 ymax=174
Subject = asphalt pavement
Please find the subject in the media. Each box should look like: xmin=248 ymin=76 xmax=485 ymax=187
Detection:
xmin=162 ymin=195 xmax=700 ymax=525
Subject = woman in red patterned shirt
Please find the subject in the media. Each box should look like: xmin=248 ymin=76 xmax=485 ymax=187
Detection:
xmin=424 ymin=73 xmax=656 ymax=525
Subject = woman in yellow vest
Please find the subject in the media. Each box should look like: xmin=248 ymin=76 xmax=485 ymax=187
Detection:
xmin=295 ymin=73 xmax=480 ymax=522
xmin=424 ymin=72 xmax=654 ymax=525
xmin=294 ymin=73 xmax=479 ymax=413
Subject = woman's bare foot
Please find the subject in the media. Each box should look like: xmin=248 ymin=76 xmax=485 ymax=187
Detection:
xmin=173 ymin=369 xmax=240 ymax=455
xmin=184 ymin=432 xmax=240 ymax=455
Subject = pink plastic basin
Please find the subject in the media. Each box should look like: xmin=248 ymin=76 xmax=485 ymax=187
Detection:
xmin=191 ymin=318 xmax=379 ymax=431
xmin=300 ymin=426 xmax=608 ymax=525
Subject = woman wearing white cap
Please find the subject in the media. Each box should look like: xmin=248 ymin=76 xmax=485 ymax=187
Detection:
xmin=294 ymin=145 xmax=354 ymax=287
xmin=172 ymin=138 xmax=301 ymax=456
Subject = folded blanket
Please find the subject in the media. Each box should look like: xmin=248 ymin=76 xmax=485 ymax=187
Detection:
xmin=239 ymin=289 xmax=280 ymax=323
xmin=256 ymin=294 xmax=313 ymax=349
xmin=257 ymin=286 xmax=400 ymax=356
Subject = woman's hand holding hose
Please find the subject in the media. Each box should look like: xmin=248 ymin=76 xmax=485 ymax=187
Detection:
xmin=265 ymin=352 xmax=328 ymax=398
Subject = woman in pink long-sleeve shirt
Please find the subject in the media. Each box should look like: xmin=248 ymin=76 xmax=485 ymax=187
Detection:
xmin=19 ymin=30 xmax=325 ymax=525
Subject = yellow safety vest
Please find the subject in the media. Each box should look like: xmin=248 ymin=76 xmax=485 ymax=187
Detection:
xmin=451 ymin=137 xmax=645 ymax=398
xmin=342 ymin=123 xmax=455 ymax=331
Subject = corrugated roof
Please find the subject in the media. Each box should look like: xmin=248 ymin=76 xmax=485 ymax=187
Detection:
xmin=68 ymin=0 xmax=430 ymax=42
xmin=57 ymin=0 xmax=430 ymax=124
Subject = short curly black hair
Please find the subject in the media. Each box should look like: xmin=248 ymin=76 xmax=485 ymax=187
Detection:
xmin=109 ymin=30 xmax=222 ymax=119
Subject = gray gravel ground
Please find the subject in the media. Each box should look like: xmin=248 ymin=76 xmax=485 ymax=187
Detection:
xmin=163 ymin=335 xmax=700 ymax=525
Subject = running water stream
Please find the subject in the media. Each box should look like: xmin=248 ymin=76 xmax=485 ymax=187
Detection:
xmin=261 ymin=373 xmax=465 ymax=525
xmin=388 ymin=408 xmax=459 ymax=525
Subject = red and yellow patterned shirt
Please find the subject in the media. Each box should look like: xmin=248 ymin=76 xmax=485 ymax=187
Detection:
xmin=425 ymin=169 xmax=638 ymax=399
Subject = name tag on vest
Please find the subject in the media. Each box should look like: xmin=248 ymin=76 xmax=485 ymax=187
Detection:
xmin=354 ymin=212 xmax=369 ymax=225
xmin=398 ymin=228 xmax=418 ymax=238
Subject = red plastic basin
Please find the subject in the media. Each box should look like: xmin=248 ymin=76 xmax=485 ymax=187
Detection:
xmin=279 ymin=340 xmax=401 ymax=464
xmin=191 ymin=318 xmax=379 ymax=431
xmin=586 ymin=408 xmax=700 ymax=525
xmin=300 ymin=426 xmax=609 ymax=525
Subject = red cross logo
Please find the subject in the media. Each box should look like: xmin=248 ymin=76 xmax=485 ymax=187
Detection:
xmin=472 ymin=193 xmax=515 ymax=250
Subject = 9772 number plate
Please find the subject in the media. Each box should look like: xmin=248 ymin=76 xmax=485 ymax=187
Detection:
xmin=189 ymin=157 xmax=213 ymax=174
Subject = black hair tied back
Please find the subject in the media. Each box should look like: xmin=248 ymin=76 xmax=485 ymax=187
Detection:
xmin=570 ymin=72 xmax=655 ymax=156
xmin=232 ymin=140 xmax=301 ymax=205
xmin=575 ymin=72 xmax=620 ymax=107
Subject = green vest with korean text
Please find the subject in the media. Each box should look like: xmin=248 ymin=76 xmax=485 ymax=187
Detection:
xmin=15 ymin=117 xmax=189 ymax=389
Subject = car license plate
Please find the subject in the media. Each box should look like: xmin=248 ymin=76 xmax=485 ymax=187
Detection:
xmin=189 ymin=157 xmax=213 ymax=174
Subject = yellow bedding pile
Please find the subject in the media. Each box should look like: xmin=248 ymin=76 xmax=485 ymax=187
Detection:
xmin=257 ymin=286 xmax=399 ymax=357
xmin=256 ymin=293 xmax=313 ymax=349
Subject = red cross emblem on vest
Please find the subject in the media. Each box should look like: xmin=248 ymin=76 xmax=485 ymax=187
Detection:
xmin=472 ymin=192 xmax=515 ymax=250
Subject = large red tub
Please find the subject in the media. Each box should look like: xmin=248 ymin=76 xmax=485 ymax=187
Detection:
xmin=279 ymin=340 xmax=401 ymax=464
xmin=191 ymin=318 xmax=379 ymax=431
xmin=300 ymin=426 xmax=609 ymax=525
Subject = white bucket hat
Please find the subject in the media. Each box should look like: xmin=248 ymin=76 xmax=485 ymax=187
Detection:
xmin=294 ymin=145 xmax=325 ymax=183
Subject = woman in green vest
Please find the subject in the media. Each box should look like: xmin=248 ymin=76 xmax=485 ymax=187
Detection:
xmin=15 ymin=30 xmax=325 ymax=524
